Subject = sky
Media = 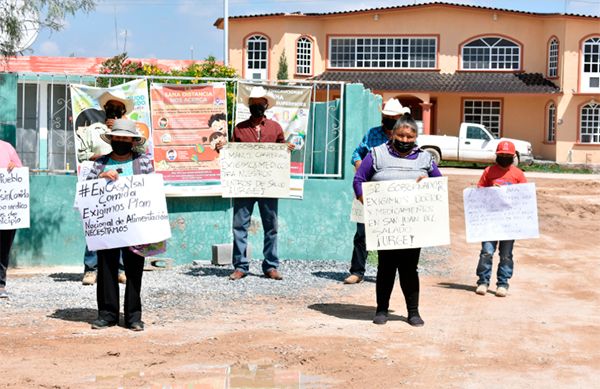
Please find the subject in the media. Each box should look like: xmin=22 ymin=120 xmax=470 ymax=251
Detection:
xmin=27 ymin=0 xmax=600 ymax=61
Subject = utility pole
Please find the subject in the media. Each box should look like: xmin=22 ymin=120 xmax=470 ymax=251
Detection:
xmin=224 ymin=0 xmax=229 ymax=66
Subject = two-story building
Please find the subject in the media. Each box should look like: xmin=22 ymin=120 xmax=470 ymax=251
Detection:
xmin=215 ymin=2 xmax=600 ymax=164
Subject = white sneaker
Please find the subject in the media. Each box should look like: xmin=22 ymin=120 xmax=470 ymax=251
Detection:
xmin=82 ymin=271 xmax=97 ymax=285
xmin=495 ymin=286 xmax=508 ymax=297
xmin=475 ymin=284 xmax=488 ymax=295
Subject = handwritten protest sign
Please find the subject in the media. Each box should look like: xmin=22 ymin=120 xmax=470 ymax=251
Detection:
xmin=463 ymin=183 xmax=539 ymax=243
xmin=362 ymin=177 xmax=450 ymax=250
xmin=75 ymin=174 xmax=171 ymax=251
xmin=0 ymin=168 xmax=30 ymax=230
xmin=220 ymin=143 xmax=290 ymax=198
xmin=350 ymin=198 xmax=364 ymax=223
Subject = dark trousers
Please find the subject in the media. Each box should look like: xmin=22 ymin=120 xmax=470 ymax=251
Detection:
xmin=376 ymin=248 xmax=421 ymax=315
xmin=97 ymin=247 xmax=145 ymax=326
xmin=350 ymin=223 xmax=368 ymax=276
xmin=0 ymin=229 xmax=16 ymax=288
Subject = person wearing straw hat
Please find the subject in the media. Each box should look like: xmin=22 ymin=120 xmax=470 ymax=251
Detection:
xmin=344 ymin=98 xmax=410 ymax=285
xmin=217 ymin=86 xmax=294 ymax=281
xmin=85 ymin=119 xmax=153 ymax=331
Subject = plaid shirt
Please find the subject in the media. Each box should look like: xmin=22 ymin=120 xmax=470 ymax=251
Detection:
xmin=86 ymin=153 xmax=154 ymax=180
xmin=350 ymin=125 xmax=389 ymax=166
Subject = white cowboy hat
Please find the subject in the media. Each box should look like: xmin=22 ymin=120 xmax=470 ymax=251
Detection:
xmin=98 ymin=90 xmax=135 ymax=114
xmin=381 ymin=98 xmax=411 ymax=116
xmin=247 ymin=86 xmax=276 ymax=108
xmin=100 ymin=119 xmax=146 ymax=146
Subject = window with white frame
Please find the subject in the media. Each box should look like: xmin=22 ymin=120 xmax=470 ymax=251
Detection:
xmin=296 ymin=37 xmax=312 ymax=75
xmin=548 ymin=38 xmax=559 ymax=78
xmin=580 ymin=102 xmax=600 ymax=143
xmin=581 ymin=37 xmax=600 ymax=92
xmin=546 ymin=102 xmax=556 ymax=142
xmin=462 ymin=37 xmax=520 ymax=70
xmin=246 ymin=35 xmax=268 ymax=79
xmin=463 ymin=100 xmax=502 ymax=137
xmin=329 ymin=37 xmax=437 ymax=69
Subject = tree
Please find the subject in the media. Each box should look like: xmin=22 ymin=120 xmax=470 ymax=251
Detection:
xmin=277 ymin=49 xmax=288 ymax=80
xmin=0 ymin=0 xmax=95 ymax=58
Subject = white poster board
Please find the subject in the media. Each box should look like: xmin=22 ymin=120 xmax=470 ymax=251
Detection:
xmin=220 ymin=143 xmax=290 ymax=198
xmin=463 ymin=183 xmax=539 ymax=243
xmin=75 ymin=174 xmax=171 ymax=251
xmin=350 ymin=198 xmax=364 ymax=223
xmin=363 ymin=177 xmax=450 ymax=250
xmin=0 ymin=167 xmax=30 ymax=230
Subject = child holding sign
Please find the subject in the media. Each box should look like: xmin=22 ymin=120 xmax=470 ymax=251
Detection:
xmin=475 ymin=141 xmax=527 ymax=297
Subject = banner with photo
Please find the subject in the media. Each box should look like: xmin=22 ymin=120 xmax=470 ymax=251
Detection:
xmin=70 ymin=79 xmax=152 ymax=167
xmin=235 ymin=82 xmax=312 ymax=199
xmin=150 ymin=83 xmax=227 ymax=196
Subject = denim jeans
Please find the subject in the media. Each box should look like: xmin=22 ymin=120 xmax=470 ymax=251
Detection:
xmin=349 ymin=223 xmax=368 ymax=276
xmin=476 ymin=240 xmax=515 ymax=288
xmin=232 ymin=197 xmax=279 ymax=274
xmin=84 ymin=245 xmax=125 ymax=273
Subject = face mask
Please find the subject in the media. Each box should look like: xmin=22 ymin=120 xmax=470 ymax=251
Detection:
xmin=393 ymin=140 xmax=415 ymax=153
xmin=249 ymin=104 xmax=266 ymax=118
xmin=105 ymin=106 xmax=124 ymax=119
xmin=496 ymin=155 xmax=514 ymax=167
xmin=111 ymin=140 xmax=133 ymax=156
xmin=382 ymin=117 xmax=397 ymax=131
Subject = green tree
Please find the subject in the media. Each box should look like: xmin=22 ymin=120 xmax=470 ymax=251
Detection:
xmin=0 ymin=0 xmax=95 ymax=58
xmin=277 ymin=49 xmax=288 ymax=80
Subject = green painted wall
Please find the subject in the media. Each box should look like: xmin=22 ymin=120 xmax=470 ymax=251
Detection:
xmin=0 ymin=73 xmax=18 ymax=145
xmin=11 ymin=84 xmax=383 ymax=266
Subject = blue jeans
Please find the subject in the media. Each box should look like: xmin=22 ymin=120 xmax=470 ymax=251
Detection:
xmin=476 ymin=240 xmax=515 ymax=288
xmin=84 ymin=245 xmax=125 ymax=273
xmin=232 ymin=197 xmax=279 ymax=274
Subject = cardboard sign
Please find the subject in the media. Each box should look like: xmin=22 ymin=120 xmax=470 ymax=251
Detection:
xmin=0 ymin=167 xmax=30 ymax=230
xmin=75 ymin=174 xmax=171 ymax=251
xmin=463 ymin=183 xmax=539 ymax=242
xmin=363 ymin=177 xmax=450 ymax=250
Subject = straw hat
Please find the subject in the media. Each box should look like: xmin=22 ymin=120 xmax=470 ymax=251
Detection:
xmin=100 ymin=119 xmax=146 ymax=145
xmin=247 ymin=86 xmax=276 ymax=108
xmin=98 ymin=90 xmax=135 ymax=114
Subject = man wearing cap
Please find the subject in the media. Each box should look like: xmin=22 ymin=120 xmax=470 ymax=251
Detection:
xmin=218 ymin=86 xmax=294 ymax=281
xmin=344 ymin=98 xmax=410 ymax=285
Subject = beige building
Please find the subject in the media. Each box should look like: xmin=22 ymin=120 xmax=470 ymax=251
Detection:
xmin=215 ymin=2 xmax=600 ymax=163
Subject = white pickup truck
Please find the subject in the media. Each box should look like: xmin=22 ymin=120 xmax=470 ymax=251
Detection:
xmin=417 ymin=123 xmax=533 ymax=166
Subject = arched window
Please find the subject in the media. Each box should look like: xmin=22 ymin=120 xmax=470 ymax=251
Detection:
xmin=246 ymin=34 xmax=268 ymax=79
xmin=296 ymin=37 xmax=312 ymax=75
xmin=462 ymin=37 xmax=520 ymax=70
xmin=546 ymin=101 xmax=556 ymax=142
xmin=547 ymin=38 xmax=559 ymax=78
xmin=580 ymin=102 xmax=600 ymax=143
xmin=581 ymin=37 xmax=600 ymax=92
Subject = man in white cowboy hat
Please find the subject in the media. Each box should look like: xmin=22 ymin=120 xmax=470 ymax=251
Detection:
xmin=217 ymin=85 xmax=294 ymax=281
xmin=79 ymin=90 xmax=136 ymax=286
xmin=344 ymin=98 xmax=411 ymax=285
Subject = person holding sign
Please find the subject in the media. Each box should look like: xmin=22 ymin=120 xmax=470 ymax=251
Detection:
xmin=353 ymin=115 xmax=441 ymax=326
xmin=0 ymin=140 xmax=23 ymax=299
xmin=85 ymin=119 xmax=154 ymax=331
xmin=345 ymin=98 xmax=409 ymax=285
xmin=474 ymin=141 xmax=527 ymax=298
xmin=217 ymin=86 xmax=294 ymax=281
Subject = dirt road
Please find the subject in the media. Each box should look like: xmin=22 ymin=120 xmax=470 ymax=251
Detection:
xmin=1 ymin=172 xmax=599 ymax=388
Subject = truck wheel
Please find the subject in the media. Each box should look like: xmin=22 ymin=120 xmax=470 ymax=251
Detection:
xmin=424 ymin=148 xmax=441 ymax=165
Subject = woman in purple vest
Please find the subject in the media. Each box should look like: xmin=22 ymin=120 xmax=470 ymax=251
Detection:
xmin=353 ymin=115 xmax=442 ymax=326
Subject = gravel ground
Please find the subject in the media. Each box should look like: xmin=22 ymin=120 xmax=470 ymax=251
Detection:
xmin=0 ymin=247 xmax=449 ymax=325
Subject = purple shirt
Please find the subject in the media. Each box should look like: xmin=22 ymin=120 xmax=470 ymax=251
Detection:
xmin=353 ymin=143 xmax=442 ymax=197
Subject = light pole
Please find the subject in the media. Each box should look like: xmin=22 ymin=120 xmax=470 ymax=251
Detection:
xmin=224 ymin=0 xmax=229 ymax=66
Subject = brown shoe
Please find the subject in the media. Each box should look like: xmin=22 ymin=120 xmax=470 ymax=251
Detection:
xmin=82 ymin=271 xmax=97 ymax=285
xmin=118 ymin=272 xmax=127 ymax=284
xmin=265 ymin=269 xmax=283 ymax=280
xmin=229 ymin=270 xmax=247 ymax=281
xmin=344 ymin=274 xmax=363 ymax=284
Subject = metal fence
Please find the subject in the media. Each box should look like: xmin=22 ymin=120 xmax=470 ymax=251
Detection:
xmin=14 ymin=73 xmax=345 ymax=178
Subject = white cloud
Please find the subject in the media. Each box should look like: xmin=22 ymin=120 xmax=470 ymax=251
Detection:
xmin=38 ymin=40 xmax=61 ymax=56
xmin=567 ymin=0 xmax=600 ymax=16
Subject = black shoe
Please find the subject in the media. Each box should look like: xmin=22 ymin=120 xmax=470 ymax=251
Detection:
xmin=91 ymin=319 xmax=117 ymax=329
xmin=372 ymin=311 xmax=388 ymax=325
xmin=128 ymin=321 xmax=144 ymax=331
xmin=407 ymin=313 xmax=425 ymax=327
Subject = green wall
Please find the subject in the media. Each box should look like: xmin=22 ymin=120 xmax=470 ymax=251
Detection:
xmin=11 ymin=84 xmax=383 ymax=266
xmin=0 ymin=73 xmax=17 ymax=145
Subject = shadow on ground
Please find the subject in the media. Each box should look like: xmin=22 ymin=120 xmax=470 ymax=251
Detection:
xmin=184 ymin=266 xmax=232 ymax=278
xmin=48 ymin=273 xmax=82 ymax=282
xmin=436 ymin=282 xmax=476 ymax=292
xmin=308 ymin=303 xmax=404 ymax=322
xmin=48 ymin=308 xmax=103 ymax=324
xmin=312 ymin=271 xmax=375 ymax=283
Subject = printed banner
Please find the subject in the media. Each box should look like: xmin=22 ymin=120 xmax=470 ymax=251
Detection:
xmin=463 ymin=183 xmax=539 ymax=243
xmin=235 ymin=82 xmax=312 ymax=199
xmin=363 ymin=177 xmax=450 ymax=250
xmin=220 ymin=143 xmax=290 ymax=198
xmin=350 ymin=198 xmax=364 ymax=223
xmin=70 ymin=79 xmax=152 ymax=166
xmin=150 ymin=83 xmax=227 ymax=187
xmin=75 ymin=174 xmax=171 ymax=251
xmin=0 ymin=168 xmax=30 ymax=230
